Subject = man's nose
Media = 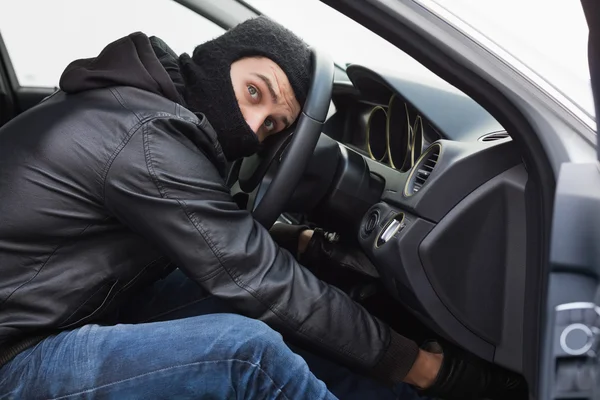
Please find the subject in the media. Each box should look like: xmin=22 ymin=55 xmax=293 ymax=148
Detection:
xmin=245 ymin=112 xmax=264 ymax=134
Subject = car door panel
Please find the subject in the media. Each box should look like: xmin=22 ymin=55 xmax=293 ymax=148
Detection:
xmin=541 ymin=163 xmax=600 ymax=400
xmin=539 ymin=2 xmax=600 ymax=398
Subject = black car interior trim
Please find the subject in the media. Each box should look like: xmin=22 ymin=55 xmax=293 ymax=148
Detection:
xmin=0 ymin=32 xmax=17 ymax=124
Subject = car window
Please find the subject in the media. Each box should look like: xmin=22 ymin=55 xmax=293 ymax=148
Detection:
xmin=0 ymin=0 xmax=225 ymax=88
xmin=429 ymin=0 xmax=594 ymax=121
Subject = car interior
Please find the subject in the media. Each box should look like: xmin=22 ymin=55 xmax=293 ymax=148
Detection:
xmin=3 ymin=0 xmax=583 ymax=398
xmin=231 ymin=58 xmax=534 ymax=383
xmin=201 ymin=38 xmax=537 ymax=398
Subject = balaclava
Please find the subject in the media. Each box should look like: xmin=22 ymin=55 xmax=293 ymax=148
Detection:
xmin=178 ymin=16 xmax=312 ymax=161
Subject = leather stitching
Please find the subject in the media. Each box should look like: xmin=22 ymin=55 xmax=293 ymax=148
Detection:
xmin=101 ymin=113 xmax=175 ymax=203
xmin=57 ymin=280 xmax=120 ymax=329
xmin=180 ymin=202 xmax=366 ymax=361
xmin=110 ymin=87 xmax=141 ymax=122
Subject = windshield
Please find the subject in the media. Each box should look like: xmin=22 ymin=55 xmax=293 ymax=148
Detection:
xmin=429 ymin=0 xmax=593 ymax=120
xmin=246 ymin=0 xmax=594 ymax=121
xmin=244 ymin=0 xmax=457 ymax=91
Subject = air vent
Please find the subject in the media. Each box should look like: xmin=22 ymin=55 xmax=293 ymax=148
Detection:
xmin=405 ymin=144 xmax=440 ymax=196
xmin=479 ymin=131 xmax=510 ymax=142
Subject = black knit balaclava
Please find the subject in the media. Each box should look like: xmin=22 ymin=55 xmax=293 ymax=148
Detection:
xmin=178 ymin=16 xmax=312 ymax=161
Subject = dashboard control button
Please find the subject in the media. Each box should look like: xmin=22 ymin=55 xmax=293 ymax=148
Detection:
xmin=560 ymin=323 xmax=594 ymax=356
xmin=556 ymin=309 xmax=570 ymax=325
xmin=376 ymin=213 xmax=405 ymax=247
xmin=552 ymin=303 xmax=600 ymax=399
xmin=364 ymin=211 xmax=379 ymax=235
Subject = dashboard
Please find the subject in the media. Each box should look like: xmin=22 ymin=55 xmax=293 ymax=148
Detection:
xmin=319 ymin=63 xmax=516 ymax=226
xmin=305 ymin=63 xmax=530 ymax=374
xmin=327 ymin=90 xmax=440 ymax=173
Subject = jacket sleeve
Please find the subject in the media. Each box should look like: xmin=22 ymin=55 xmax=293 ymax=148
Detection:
xmin=103 ymin=116 xmax=419 ymax=384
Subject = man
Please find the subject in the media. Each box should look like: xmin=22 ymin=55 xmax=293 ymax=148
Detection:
xmin=0 ymin=16 xmax=524 ymax=399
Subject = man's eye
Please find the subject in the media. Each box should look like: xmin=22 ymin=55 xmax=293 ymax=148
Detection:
xmin=247 ymin=85 xmax=259 ymax=100
xmin=264 ymin=118 xmax=275 ymax=132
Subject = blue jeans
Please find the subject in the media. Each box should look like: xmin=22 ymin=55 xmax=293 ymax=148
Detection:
xmin=0 ymin=270 xmax=424 ymax=399
xmin=0 ymin=314 xmax=334 ymax=399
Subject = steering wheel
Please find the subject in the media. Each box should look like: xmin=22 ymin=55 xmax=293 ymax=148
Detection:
xmin=230 ymin=48 xmax=334 ymax=229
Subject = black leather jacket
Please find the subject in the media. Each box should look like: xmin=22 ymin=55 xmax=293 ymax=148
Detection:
xmin=0 ymin=32 xmax=418 ymax=383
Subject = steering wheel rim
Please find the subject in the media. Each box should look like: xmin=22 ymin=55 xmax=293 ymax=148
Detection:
xmin=233 ymin=47 xmax=334 ymax=229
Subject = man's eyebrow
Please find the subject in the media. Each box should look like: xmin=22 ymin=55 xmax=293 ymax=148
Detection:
xmin=252 ymin=72 xmax=291 ymax=129
xmin=252 ymin=73 xmax=278 ymax=103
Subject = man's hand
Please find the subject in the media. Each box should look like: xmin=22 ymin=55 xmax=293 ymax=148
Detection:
xmin=298 ymin=229 xmax=314 ymax=255
xmin=268 ymin=223 xmax=311 ymax=258
xmin=270 ymin=223 xmax=378 ymax=274
xmin=404 ymin=349 xmax=443 ymax=389
xmin=300 ymin=228 xmax=380 ymax=277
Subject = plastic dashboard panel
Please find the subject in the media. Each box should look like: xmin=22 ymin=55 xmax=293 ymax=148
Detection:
xmin=358 ymin=200 xmax=495 ymax=360
xmin=356 ymin=138 xmax=529 ymax=372
xmin=369 ymin=137 xmax=521 ymax=223
xmin=324 ymin=65 xmax=530 ymax=371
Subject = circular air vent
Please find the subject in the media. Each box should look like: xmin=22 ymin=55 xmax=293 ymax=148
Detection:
xmin=479 ymin=131 xmax=510 ymax=142
xmin=404 ymin=143 xmax=441 ymax=196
